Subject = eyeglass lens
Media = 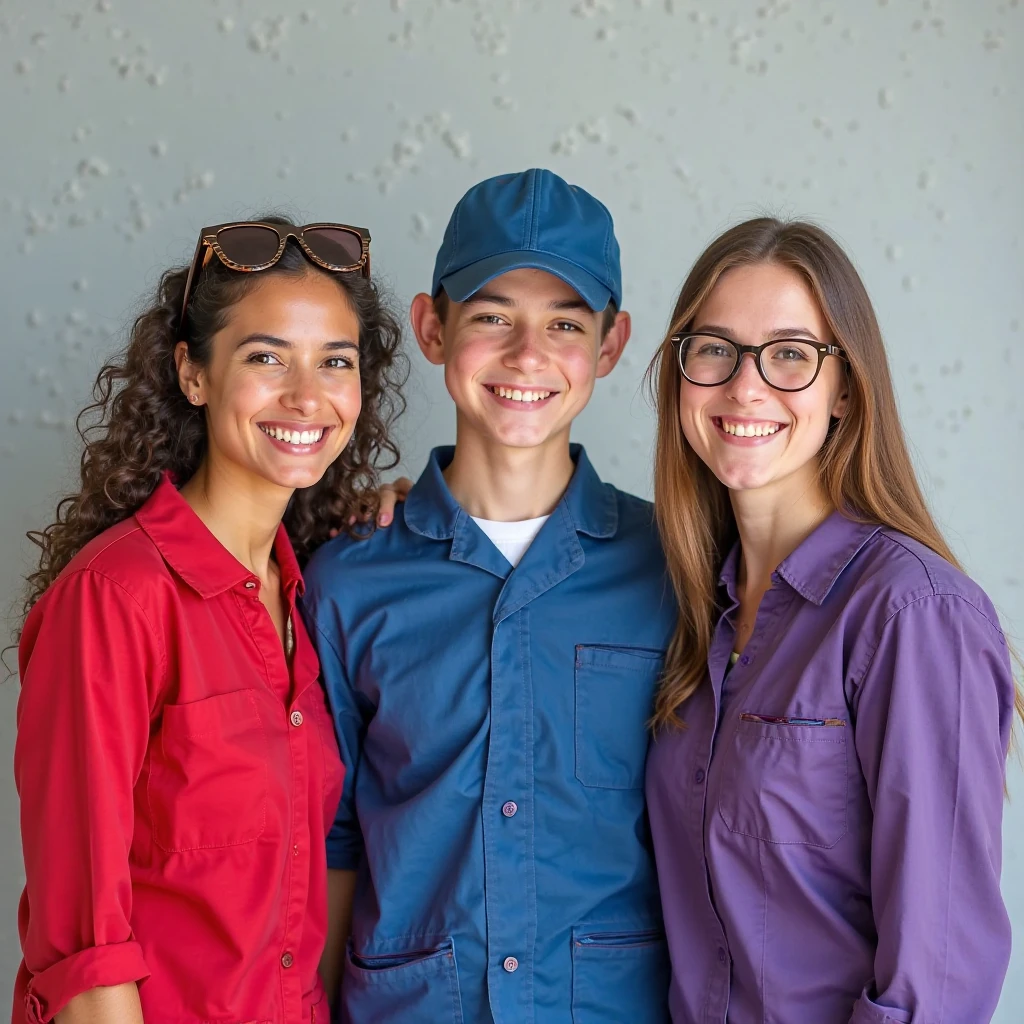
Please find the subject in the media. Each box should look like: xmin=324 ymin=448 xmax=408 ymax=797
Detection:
xmin=215 ymin=225 xmax=282 ymax=265
xmin=302 ymin=227 xmax=363 ymax=267
xmin=681 ymin=335 xmax=822 ymax=390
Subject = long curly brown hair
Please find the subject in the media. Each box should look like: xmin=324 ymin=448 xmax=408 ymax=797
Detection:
xmin=20 ymin=215 xmax=407 ymax=629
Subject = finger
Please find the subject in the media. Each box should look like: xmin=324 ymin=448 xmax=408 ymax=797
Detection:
xmin=377 ymin=490 xmax=397 ymax=525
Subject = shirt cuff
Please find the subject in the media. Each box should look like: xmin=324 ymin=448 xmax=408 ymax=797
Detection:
xmin=849 ymin=990 xmax=912 ymax=1024
xmin=326 ymin=826 xmax=363 ymax=871
xmin=25 ymin=941 xmax=150 ymax=1023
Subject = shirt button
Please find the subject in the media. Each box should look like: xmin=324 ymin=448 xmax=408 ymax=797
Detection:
xmin=290 ymin=710 xmax=304 ymax=727
xmin=740 ymin=654 xmax=751 ymax=666
xmin=502 ymin=801 xmax=518 ymax=818
xmin=281 ymin=952 xmax=294 ymax=969
xmin=717 ymin=947 xmax=727 ymax=965
xmin=503 ymin=956 xmax=519 ymax=973
xmin=244 ymin=580 xmax=256 ymax=590
xmin=694 ymin=769 xmax=705 ymax=784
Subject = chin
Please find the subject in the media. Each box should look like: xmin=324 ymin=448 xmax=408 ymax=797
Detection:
xmin=711 ymin=464 xmax=776 ymax=492
xmin=263 ymin=464 xmax=332 ymax=492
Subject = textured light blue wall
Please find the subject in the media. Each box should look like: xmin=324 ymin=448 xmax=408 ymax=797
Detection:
xmin=1 ymin=0 xmax=1021 ymax=1015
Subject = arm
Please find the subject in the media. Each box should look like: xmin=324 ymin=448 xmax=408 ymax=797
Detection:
xmin=848 ymin=594 xmax=1014 ymax=1024
xmin=300 ymin=603 xmax=371 ymax=1011
xmin=320 ymin=868 xmax=358 ymax=1012
xmin=16 ymin=570 xmax=159 ymax=1022
xmin=55 ymin=985 xmax=144 ymax=1024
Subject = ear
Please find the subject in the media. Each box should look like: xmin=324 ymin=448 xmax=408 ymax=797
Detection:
xmin=410 ymin=292 xmax=446 ymax=366
xmin=174 ymin=341 xmax=205 ymax=406
xmin=830 ymin=375 xmax=850 ymax=420
xmin=595 ymin=309 xmax=632 ymax=379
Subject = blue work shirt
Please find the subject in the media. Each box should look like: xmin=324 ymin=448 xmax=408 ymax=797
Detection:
xmin=302 ymin=446 xmax=676 ymax=1024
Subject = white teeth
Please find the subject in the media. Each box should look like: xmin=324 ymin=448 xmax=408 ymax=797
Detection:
xmin=492 ymin=386 xmax=552 ymax=403
xmin=721 ymin=420 xmax=779 ymax=437
xmin=262 ymin=426 xmax=324 ymax=445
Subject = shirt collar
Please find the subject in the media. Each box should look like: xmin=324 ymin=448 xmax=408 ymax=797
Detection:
xmin=135 ymin=472 xmax=305 ymax=600
xmin=719 ymin=509 xmax=881 ymax=607
xmin=404 ymin=444 xmax=619 ymax=542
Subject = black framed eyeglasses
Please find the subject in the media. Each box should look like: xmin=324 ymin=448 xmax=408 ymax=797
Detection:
xmin=670 ymin=332 xmax=847 ymax=392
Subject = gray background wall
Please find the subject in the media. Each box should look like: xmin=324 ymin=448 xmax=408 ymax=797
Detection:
xmin=1 ymin=0 xmax=1021 ymax=1016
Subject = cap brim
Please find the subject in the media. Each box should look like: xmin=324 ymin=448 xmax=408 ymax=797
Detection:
xmin=439 ymin=251 xmax=613 ymax=311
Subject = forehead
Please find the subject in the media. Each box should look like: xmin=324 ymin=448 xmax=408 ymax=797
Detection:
xmin=470 ymin=267 xmax=587 ymax=306
xmin=696 ymin=263 xmax=828 ymax=338
xmin=224 ymin=272 xmax=359 ymax=335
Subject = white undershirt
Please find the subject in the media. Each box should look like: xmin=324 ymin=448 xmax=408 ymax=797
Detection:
xmin=471 ymin=515 xmax=550 ymax=568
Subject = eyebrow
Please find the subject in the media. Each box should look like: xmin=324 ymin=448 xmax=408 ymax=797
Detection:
xmin=461 ymin=293 xmax=592 ymax=314
xmin=236 ymin=333 xmax=359 ymax=351
xmin=462 ymin=292 xmax=515 ymax=308
xmin=550 ymin=298 xmax=592 ymax=313
xmin=693 ymin=323 xmax=822 ymax=342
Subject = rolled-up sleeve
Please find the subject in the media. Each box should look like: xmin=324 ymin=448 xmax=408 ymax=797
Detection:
xmin=849 ymin=593 xmax=1013 ymax=1024
xmin=16 ymin=569 xmax=161 ymax=1021
xmin=305 ymin=613 xmax=367 ymax=872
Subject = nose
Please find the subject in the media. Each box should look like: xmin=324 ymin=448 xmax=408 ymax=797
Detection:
xmin=503 ymin=324 xmax=549 ymax=373
xmin=723 ymin=351 xmax=767 ymax=404
xmin=281 ymin=363 xmax=321 ymax=416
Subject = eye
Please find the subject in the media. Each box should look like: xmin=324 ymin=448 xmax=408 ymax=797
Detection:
xmin=695 ymin=341 xmax=733 ymax=358
xmin=475 ymin=314 xmax=508 ymax=325
xmin=324 ymin=355 xmax=356 ymax=370
xmin=551 ymin=321 xmax=583 ymax=332
xmin=247 ymin=351 xmax=282 ymax=365
xmin=771 ymin=343 xmax=812 ymax=362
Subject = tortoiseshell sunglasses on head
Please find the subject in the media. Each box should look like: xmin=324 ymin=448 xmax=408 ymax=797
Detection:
xmin=178 ymin=220 xmax=371 ymax=336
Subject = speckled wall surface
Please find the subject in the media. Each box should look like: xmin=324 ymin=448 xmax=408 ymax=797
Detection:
xmin=0 ymin=0 xmax=1021 ymax=1015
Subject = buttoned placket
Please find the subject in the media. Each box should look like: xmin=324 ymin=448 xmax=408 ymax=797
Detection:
xmin=476 ymin=505 xmax=587 ymax=1024
xmin=695 ymin=572 xmax=797 ymax=1022
xmin=237 ymin=574 xmax=312 ymax=1021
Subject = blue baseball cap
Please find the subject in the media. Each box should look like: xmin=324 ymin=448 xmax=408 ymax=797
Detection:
xmin=431 ymin=168 xmax=621 ymax=312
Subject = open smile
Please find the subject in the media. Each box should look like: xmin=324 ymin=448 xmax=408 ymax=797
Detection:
xmin=258 ymin=423 xmax=334 ymax=453
xmin=712 ymin=416 xmax=788 ymax=445
xmin=485 ymin=384 xmax=558 ymax=408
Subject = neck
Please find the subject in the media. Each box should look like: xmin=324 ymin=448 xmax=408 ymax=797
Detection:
xmin=730 ymin=466 xmax=833 ymax=597
xmin=178 ymin=455 xmax=292 ymax=584
xmin=443 ymin=419 xmax=576 ymax=521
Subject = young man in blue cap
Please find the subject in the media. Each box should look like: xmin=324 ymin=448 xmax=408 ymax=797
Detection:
xmin=304 ymin=168 xmax=675 ymax=1023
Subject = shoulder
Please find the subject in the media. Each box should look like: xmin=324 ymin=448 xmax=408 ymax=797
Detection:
xmin=23 ymin=517 xmax=172 ymax=672
xmin=607 ymin=486 xmax=659 ymax=537
xmin=62 ymin=515 xmax=170 ymax=593
xmin=303 ymin=506 xmax=423 ymax=600
xmin=853 ymin=527 xmax=1002 ymax=632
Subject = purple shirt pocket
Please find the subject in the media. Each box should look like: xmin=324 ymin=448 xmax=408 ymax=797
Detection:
xmin=718 ymin=714 xmax=849 ymax=848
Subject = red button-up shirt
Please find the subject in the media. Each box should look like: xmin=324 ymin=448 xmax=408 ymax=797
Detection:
xmin=13 ymin=476 xmax=345 ymax=1024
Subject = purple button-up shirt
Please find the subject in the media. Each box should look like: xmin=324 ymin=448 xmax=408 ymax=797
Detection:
xmin=646 ymin=512 xmax=1014 ymax=1024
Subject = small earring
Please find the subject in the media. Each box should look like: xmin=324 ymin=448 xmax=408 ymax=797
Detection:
xmin=189 ymin=394 xmax=199 ymax=404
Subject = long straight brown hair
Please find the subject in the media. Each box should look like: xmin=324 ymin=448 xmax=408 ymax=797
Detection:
xmin=648 ymin=217 xmax=1024 ymax=732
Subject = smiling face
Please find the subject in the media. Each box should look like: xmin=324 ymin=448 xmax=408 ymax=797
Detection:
xmin=411 ymin=268 xmax=629 ymax=455
xmin=175 ymin=270 xmax=362 ymax=497
xmin=678 ymin=261 xmax=848 ymax=501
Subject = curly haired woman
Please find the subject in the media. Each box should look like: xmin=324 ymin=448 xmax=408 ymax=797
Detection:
xmin=12 ymin=217 xmax=405 ymax=1024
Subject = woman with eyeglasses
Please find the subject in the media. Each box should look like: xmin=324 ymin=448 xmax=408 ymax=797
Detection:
xmin=12 ymin=217 xmax=405 ymax=1023
xmin=644 ymin=218 xmax=1020 ymax=1023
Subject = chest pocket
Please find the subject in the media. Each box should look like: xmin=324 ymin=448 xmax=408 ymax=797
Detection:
xmin=148 ymin=688 xmax=268 ymax=852
xmin=574 ymin=645 xmax=664 ymax=790
xmin=718 ymin=715 xmax=849 ymax=848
